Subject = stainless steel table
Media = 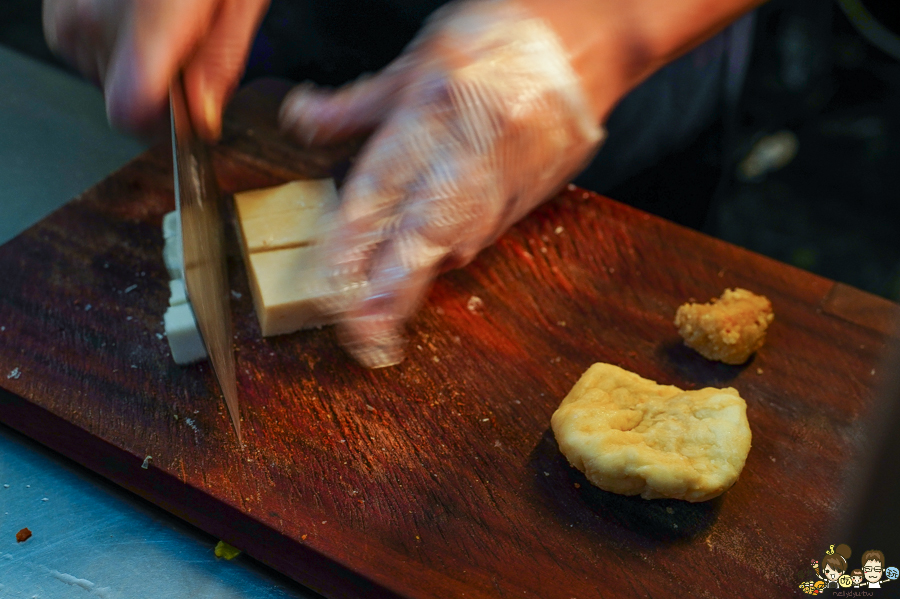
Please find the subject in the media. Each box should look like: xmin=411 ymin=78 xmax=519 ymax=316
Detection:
xmin=0 ymin=45 xmax=318 ymax=599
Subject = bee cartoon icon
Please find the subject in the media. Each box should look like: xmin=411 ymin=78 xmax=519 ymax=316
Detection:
xmin=811 ymin=544 xmax=852 ymax=590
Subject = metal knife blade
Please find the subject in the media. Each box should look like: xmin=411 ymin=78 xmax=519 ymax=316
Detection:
xmin=170 ymin=76 xmax=241 ymax=444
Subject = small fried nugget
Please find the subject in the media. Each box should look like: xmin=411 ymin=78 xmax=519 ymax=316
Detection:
xmin=551 ymin=363 xmax=751 ymax=502
xmin=674 ymin=288 xmax=773 ymax=365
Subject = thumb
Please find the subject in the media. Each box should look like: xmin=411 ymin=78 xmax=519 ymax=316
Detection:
xmin=278 ymin=57 xmax=412 ymax=146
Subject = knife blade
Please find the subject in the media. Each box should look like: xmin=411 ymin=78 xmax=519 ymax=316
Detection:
xmin=170 ymin=76 xmax=241 ymax=444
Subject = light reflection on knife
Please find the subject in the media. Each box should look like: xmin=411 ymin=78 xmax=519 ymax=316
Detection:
xmin=170 ymin=75 xmax=242 ymax=444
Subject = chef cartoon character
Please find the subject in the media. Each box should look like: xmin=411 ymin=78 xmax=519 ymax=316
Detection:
xmin=860 ymin=549 xmax=897 ymax=588
xmin=812 ymin=544 xmax=852 ymax=589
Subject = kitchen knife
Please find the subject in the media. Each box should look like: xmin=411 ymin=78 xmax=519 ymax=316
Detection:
xmin=170 ymin=76 xmax=242 ymax=443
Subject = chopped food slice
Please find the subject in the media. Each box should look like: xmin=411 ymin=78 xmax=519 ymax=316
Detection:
xmin=16 ymin=527 xmax=32 ymax=543
xmin=234 ymin=179 xmax=341 ymax=337
xmin=168 ymin=278 xmax=187 ymax=306
xmin=162 ymin=234 xmax=183 ymax=280
xmin=161 ymin=212 xmax=206 ymax=365
xmin=246 ymin=246 xmax=330 ymax=336
xmin=162 ymin=209 xmax=179 ymax=241
xmin=551 ymin=363 xmax=752 ymax=502
xmin=674 ymin=288 xmax=774 ymax=365
xmin=164 ymin=302 xmax=207 ymax=364
xmin=234 ymin=179 xmax=338 ymax=252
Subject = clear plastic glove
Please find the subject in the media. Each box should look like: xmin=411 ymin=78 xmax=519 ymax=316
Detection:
xmin=43 ymin=0 xmax=269 ymax=139
xmin=279 ymin=0 xmax=604 ymax=368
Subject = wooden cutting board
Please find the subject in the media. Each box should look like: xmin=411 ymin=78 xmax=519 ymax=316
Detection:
xmin=1 ymin=80 xmax=897 ymax=599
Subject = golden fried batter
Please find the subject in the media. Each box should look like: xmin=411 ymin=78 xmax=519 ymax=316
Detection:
xmin=551 ymin=363 xmax=751 ymax=502
xmin=674 ymin=288 xmax=773 ymax=365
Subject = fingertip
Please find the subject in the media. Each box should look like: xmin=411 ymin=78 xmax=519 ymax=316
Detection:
xmin=278 ymin=82 xmax=325 ymax=146
xmin=184 ymin=69 xmax=224 ymax=141
xmin=104 ymin=46 xmax=168 ymax=135
xmin=42 ymin=0 xmax=61 ymax=52
xmin=201 ymin=87 xmax=222 ymax=140
xmin=279 ymin=69 xmax=402 ymax=146
xmin=338 ymin=308 xmax=407 ymax=369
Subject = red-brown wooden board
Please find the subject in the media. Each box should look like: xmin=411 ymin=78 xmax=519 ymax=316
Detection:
xmin=1 ymin=80 xmax=897 ymax=598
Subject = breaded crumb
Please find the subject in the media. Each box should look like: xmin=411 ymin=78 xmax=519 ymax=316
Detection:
xmin=674 ymin=288 xmax=774 ymax=365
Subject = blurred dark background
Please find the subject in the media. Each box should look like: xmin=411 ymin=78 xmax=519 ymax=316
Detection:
xmin=2 ymin=0 xmax=898 ymax=300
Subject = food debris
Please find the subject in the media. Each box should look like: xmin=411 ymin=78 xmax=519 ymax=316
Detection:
xmin=467 ymin=296 xmax=483 ymax=313
xmin=214 ymin=540 xmax=241 ymax=560
xmin=756 ymin=368 xmax=764 ymax=375
xmin=666 ymin=507 xmax=675 ymax=514
xmin=123 ymin=284 xmax=138 ymax=294
xmin=141 ymin=456 xmax=152 ymax=469
xmin=7 ymin=368 xmax=21 ymax=380
xmin=16 ymin=528 xmax=32 ymax=543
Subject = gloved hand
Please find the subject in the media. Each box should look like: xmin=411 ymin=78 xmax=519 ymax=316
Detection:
xmin=43 ymin=0 xmax=270 ymax=139
xmin=279 ymin=0 xmax=605 ymax=369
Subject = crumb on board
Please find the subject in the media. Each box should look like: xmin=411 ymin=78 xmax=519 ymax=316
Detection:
xmin=141 ymin=456 xmax=152 ymax=469
xmin=214 ymin=540 xmax=241 ymax=560
xmin=16 ymin=528 xmax=32 ymax=543
xmin=674 ymin=288 xmax=774 ymax=365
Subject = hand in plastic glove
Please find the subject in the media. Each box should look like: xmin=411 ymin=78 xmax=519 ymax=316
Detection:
xmin=43 ymin=0 xmax=269 ymax=139
xmin=279 ymin=0 xmax=604 ymax=368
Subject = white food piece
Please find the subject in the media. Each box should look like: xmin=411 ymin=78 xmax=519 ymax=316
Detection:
xmin=164 ymin=302 xmax=207 ymax=365
xmin=168 ymin=278 xmax=187 ymax=306
xmin=162 ymin=210 xmax=179 ymax=241
xmin=234 ymin=179 xmax=338 ymax=252
xmin=161 ymin=211 xmax=205 ymax=365
xmin=162 ymin=211 xmax=184 ymax=280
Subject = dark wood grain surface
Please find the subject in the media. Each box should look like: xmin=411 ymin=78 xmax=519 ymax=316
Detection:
xmin=1 ymin=80 xmax=897 ymax=599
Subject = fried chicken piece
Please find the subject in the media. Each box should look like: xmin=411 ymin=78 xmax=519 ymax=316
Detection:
xmin=674 ymin=288 xmax=774 ymax=365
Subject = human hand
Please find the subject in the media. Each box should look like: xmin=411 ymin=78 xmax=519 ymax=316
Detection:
xmin=43 ymin=0 xmax=269 ymax=139
xmin=279 ymin=0 xmax=604 ymax=368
